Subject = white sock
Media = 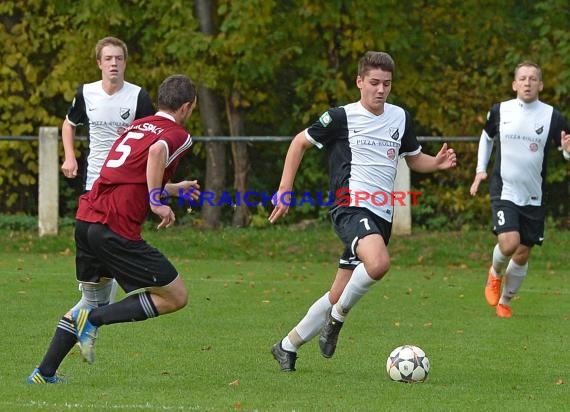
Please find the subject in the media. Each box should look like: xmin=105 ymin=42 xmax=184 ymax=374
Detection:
xmin=491 ymin=244 xmax=510 ymax=277
xmin=332 ymin=263 xmax=376 ymax=322
xmin=499 ymin=260 xmax=528 ymax=305
xmin=280 ymin=336 xmax=297 ymax=352
xmin=109 ymin=279 xmax=120 ymax=304
xmin=282 ymin=292 xmax=332 ymax=351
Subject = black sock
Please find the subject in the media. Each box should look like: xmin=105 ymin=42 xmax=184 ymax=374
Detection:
xmin=38 ymin=317 xmax=77 ymax=377
xmin=89 ymin=292 xmax=158 ymax=326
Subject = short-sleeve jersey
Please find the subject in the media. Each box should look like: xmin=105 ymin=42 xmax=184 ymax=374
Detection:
xmin=482 ymin=98 xmax=568 ymax=206
xmin=306 ymin=101 xmax=421 ymax=222
xmin=76 ymin=112 xmax=192 ymax=241
xmin=66 ymin=80 xmax=155 ymax=190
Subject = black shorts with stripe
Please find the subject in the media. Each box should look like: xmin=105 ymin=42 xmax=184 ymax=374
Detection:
xmin=330 ymin=206 xmax=392 ymax=269
xmin=491 ymin=199 xmax=546 ymax=246
xmin=75 ymin=220 xmax=179 ymax=293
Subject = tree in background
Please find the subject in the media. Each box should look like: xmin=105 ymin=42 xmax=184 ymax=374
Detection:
xmin=1 ymin=0 xmax=568 ymax=228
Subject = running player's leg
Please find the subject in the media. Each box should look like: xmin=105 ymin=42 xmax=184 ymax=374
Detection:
xmin=497 ymin=206 xmax=543 ymax=317
xmin=320 ymin=208 xmax=391 ymax=358
xmin=27 ymin=220 xmax=108 ymax=380
xmin=486 ymin=200 xmax=521 ymax=306
xmin=271 ymin=235 xmax=357 ymax=371
xmin=83 ymin=224 xmax=187 ymax=325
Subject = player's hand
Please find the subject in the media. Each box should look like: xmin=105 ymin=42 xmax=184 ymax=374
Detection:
xmin=167 ymin=180 xmax=201 ymax=200
xmin=562 ymin=131 xmax=570 ymax=153
xmin=435 ymin=143 xmax=457 ymax=170
xmin=151 ymin=204 xmax=176 ymax=229
xmin=61 ymin=157 xmax=78 ymax=178
xmin=470 ymin=172 xmax=487 ymax=196
xmin=268 ymin=190 xmax=291 ymax=224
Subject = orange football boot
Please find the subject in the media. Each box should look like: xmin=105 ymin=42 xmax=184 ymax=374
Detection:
xmin=484 ymin=267 xmax=502 ymax=306
xmin=496 ymin=303 xmax=512 ymax=318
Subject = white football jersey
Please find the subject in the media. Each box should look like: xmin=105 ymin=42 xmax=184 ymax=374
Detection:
xmin=66 ymin=80 xmax=154 ymax=190
xmin=481 ymin=99 xmax=567 ymax=206
xmin=305 ymin=101 xmax=421 ymax=222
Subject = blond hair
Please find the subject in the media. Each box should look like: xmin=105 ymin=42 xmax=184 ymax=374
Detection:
xmin=95 ymin=37 xmax=128 ymax=61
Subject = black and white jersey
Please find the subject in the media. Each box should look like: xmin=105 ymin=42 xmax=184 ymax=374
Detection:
xmin=66 ymin=80 xmax=155 ymax=190
xmin=481 ymin=98 xmax=568 ymax=206
xmin=305 ymin=101 xmax=421 ymax=222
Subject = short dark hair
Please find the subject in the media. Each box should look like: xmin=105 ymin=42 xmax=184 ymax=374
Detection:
xmin=157 ymin=75 xmax=197 ymax=111
xmin=95 ymin=37 xmax=128 ymax=61
xmin=358 ymin=51 xmax=395 ymax=77
xmin=514 ymin=61 xmax=542 ymax=81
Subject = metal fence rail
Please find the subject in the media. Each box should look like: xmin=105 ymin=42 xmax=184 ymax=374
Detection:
xmin=0 ymin=135 xmax=480 ymax=142
xmin=1 ymin=130 xmax=479 ymax=236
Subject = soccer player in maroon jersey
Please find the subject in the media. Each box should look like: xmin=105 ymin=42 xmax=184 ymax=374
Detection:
xmin=27 ymin=74 xmax=199 ymax=383
xmin=63 ymin=36 xmax=156 ymax=320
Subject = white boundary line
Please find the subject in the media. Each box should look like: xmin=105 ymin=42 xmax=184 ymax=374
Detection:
xmin=1 ymin=400 xmax=205 ymax=410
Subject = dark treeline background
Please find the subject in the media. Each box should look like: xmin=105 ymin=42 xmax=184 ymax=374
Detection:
xmin=1 ymin=0 xmax=569 ymax=229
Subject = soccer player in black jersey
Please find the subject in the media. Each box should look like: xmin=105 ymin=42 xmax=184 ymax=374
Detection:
xmin=269 ymin=51 xmax=457 ymax=371
xmin=470 ymin=61 xmax=570 ymax=318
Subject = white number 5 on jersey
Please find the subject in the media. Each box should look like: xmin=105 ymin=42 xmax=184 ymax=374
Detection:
xmin=106 ymin=131 xmax=145 ymax=168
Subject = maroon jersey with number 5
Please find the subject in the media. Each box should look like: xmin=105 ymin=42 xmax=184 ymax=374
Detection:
xmin=76 ymin=112 xmax=192 ymax=240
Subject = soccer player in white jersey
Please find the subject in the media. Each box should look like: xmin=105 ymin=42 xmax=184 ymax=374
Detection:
xmin=269 ymin=51 xmax=457 ymax=371
xmin=61 ymin=37 xmax=155 ymax=306
xmin=61 ymin=36 xmax=155 ymax=189
xmin=470 ymin=61 xmax=570 ymax=318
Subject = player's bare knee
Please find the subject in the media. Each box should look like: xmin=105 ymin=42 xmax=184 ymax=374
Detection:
xmin=175 ymin=295 xmax=188 ymax=310
xmin=499 ymin=243 xmax=517 ymax=256
xmin=171 ymin=288 xmax=188 ymax=310
xmin=365 ymin=260 xmax=390 ymax=280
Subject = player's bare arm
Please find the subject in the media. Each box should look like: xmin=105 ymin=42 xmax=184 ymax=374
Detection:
xmin=405 ymin=143 xmax=457 ymax=173
xmin=470 ymin=172 xmax=488 ymax=196
xmin=269 ymin=132 xmax=312 ymax=224
xmin=147 ymin=141 xmax=175 ymax=229
xmin=61 ymin=118 xmax=79 ymax=178
xmin=165 ymin=180 xmax=201 ymax=200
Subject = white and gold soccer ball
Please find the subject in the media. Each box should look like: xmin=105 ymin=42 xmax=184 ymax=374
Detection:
xmin=386 ymin=345 xmax=430 ymax=382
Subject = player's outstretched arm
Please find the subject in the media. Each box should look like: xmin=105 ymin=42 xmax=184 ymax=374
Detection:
xmin=405 ymin=143 xmax=457 ymax=173
xmin=165 ymin=180 xmax=201 ymax=199
xmin=269 ymin=132 xmax=313 ymax=224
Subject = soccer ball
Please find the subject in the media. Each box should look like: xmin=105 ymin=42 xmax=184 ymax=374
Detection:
xmin=386 ymin=345 xmax=430 ymax=382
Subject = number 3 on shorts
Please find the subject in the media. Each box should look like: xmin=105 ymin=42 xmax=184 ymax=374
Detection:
xmin=496 ymin=210 xmax=505 ymax=226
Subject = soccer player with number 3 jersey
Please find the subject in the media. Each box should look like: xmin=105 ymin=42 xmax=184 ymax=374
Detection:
xmin=470 ymin=61 xmax=570 ymax=318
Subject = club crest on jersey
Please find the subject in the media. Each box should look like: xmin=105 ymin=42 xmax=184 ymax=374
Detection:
xmin=529 ymin=143 xmax=538 ymax=152
xmin=120 ymin=108 xmax=131 ymax=120
xmin=534 ymin=123 xmax=543 ymax=135
xmin=319 ymin=112 xmax=332 ymax=127
xmin=389 ymin=127 xmax=399 ymax=140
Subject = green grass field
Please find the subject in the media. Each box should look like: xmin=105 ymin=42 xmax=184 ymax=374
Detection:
xmin=1 ymin=224 xmax=568 ymax=411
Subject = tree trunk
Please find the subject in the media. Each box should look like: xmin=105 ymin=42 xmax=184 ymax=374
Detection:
xmin=198 ymin=86 xmax=226 ymax=229
xmin=227 ymin=89 xmax=250 ymax=227
xmin=195 ymin=0 xmax=225 ymax=229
